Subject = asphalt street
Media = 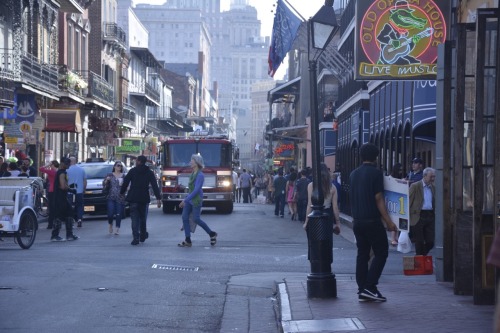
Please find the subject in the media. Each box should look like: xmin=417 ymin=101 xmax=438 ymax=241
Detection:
xmin=2 ymin=201 xmax=489 ymax=332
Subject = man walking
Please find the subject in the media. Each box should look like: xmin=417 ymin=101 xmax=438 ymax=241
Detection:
xmin=67 ymin=156 xmax=86 ymax=228
xmin=349 ymin=143 xmax=397 ymax=302
xmin=50 ymin=158 xmax=79 ymax=242
xmin=239 ymin=169 xmax=252 ymax=203
xmin=273 ymin=170 xmax=287 ymax=218
xmin=409 ymin=167 xmax=436 ymax=255
xmin=120 ymin=155 xmax=161 ymax=245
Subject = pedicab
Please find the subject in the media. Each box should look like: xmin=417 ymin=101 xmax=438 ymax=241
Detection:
xmin=0 ymin=177 xmax=39 ymax=249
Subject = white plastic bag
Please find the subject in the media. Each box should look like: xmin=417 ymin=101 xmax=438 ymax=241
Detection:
xmin=397 ymin=231 xmax=412 ymax=254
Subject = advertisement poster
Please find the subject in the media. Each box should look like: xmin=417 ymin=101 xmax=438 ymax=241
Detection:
xmin=384 ymin=176 xmax=410 ymax=231
xmin=356 ymin=0 xmax=450 ymax=80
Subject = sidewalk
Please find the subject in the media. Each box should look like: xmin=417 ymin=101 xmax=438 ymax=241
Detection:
xmin=277 ymin=216 xmax=495 ymax=333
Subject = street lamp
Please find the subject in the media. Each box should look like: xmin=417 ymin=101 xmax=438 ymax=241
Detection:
xmin=141 ymin=128 xmax=148 ymax=156
xmin=306 ymin=0 xmax=339 ymax=299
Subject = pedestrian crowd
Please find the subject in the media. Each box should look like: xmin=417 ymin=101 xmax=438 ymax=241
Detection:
xmin=1 ymin=148 xmax=444 ymax=306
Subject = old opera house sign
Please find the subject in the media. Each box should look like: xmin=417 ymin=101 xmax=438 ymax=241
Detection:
xmin=356 ymin=0 xmax=448 ymax=80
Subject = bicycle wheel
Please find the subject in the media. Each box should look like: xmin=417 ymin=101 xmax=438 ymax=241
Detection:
xmin=37 ymin=195 xmax=49 ymax=218
xmin=16 ymin=210 xmax=38 ymax=249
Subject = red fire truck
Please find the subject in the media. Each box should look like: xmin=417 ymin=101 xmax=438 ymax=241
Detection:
xmin=160 ymin=132 xmax=238 ymax=214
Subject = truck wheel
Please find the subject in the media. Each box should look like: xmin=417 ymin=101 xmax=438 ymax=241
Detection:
xmin=217 ymin=202 xmax=233 ymax=214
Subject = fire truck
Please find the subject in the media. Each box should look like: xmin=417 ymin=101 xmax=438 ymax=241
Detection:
xmin=160 ymin=132 xmax=238 ymax=214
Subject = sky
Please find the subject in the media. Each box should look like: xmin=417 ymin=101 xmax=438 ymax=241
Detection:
xmin=133 ymin=0 xmax=332 ymax=79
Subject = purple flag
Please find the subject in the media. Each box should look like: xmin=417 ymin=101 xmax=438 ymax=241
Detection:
xmin=268 ymin=0 xmax=302 ymax=77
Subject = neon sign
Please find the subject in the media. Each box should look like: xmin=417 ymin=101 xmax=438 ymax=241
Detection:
xmin=356 ymin=0 xmax=449 ymax=80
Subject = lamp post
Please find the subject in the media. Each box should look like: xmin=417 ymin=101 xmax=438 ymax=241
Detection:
xmin=141 ymin=128 xmax=148 ymax=156
xmin=306 ymin=0 xmax=339 ymax=299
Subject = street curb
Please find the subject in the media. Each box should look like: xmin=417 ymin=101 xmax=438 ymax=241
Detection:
xmin=278 ymin=282 xmax=290 ymax=332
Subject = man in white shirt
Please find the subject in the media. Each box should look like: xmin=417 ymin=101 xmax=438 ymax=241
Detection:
xmin=67 ymin=156 xmax=87 ymax=228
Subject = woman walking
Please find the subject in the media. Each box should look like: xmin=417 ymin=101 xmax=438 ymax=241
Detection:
xmin=304 ymin=163 xmax=341 ymax=235
xmin=286 ymin=172 xmax=298 ymax=220
xmin=39 ymin=160 xmax=59 ymax=229
xmin=178 ymin=154 xmax=218 ymax=247
xmin=103 ymin=161 xmax=126 ymax=235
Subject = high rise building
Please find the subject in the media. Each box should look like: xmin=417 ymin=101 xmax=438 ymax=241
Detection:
xmin=132 ymin=0 xmax=273 ymax=159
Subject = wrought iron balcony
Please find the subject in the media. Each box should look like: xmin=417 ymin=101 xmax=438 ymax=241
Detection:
xmin=80 ymin=70 xmax=114 ymax=108
xmin=0 ymin=78 xmax=15 ymax=107
xmin=0 ymin=49 xmax=59 ymax=96
xmin=103 ymin=22 xmax=127 ymax=50
xmin=145 ymin=82 xmax=160 ymax=105
xmin=148 ymin=106 xmax=171 ymax=120
xmin=129 ymin=80 xmax=161 ymax=105
xmin=120 ymin=103 xmax=136 ymax=127
xmin=58 ymin=65 xmax=87 ymax=97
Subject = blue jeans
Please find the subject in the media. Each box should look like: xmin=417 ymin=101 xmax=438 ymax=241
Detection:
xmin=353 ymin=218 xmax=389 ymax=291
xmin=107 ymin=199 xmax=124 ymax=228
xmin=182 ymin=202 xmax=212 ymax=238
xmin=274 ymin=193 xmax=286 ymax=216
xmin=130 ymin=202 xmax=148 ymax=241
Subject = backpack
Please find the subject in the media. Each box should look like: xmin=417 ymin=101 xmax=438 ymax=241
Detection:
xmin=295 ymin=178 xmax=309 ymax=201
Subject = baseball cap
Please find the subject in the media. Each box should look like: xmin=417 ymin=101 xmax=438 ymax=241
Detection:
xmin=412 ymin=158 xmax=423 ymax=164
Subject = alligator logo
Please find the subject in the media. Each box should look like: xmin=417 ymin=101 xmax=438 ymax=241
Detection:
xmin=357 ymin=0 xmax=448 ymax=79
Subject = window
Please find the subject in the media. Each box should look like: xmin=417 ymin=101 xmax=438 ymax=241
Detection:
xmin=82 ymin=34 xmax=87 ymax=70
xmin=68 ymin=24 xmax=73 ymax=69
xmin=75 ymin=29 xmax=81 ymax=70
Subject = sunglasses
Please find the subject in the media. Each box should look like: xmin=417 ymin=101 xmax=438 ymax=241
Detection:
xmin=114 ymin=164 xmax=123 ymax=167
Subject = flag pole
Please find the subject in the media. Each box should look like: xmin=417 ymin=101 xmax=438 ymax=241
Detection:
xmin=282 ymin=0 xmax=306 ymax=22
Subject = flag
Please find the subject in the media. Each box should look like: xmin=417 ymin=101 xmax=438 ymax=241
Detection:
xmin=268 ymin=0 xmax=302 ymax=77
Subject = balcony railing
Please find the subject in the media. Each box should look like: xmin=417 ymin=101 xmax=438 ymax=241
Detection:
xmin=0 ymin=49 xmax=58 ymax=95
xmin=80 ymin=70 xmax=114 ymax=107
xmin=103 ymin=22 xmax=127 ymax=49
xmin=58 ymin=65 xmax=87 ymax=97
xmin=121 ymin=103 xmax=136 ymax=127
xmin=129 ymin=80 xmax=161 ymax=105
xmin=145 ymin=82 xmax=160 ymax=104
xmin=0 ymin=78 xmax=15 ymax=106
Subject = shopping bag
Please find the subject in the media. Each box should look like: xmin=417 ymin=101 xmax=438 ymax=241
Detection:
xmin=397 ymin=231 xmax=412 ymax=254
xmin=180 ymin=212 xmax=197 ymax=233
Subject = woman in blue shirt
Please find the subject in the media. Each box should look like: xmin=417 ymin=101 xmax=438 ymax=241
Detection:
xmin=178 ymin=154 xmax=218 ymax=247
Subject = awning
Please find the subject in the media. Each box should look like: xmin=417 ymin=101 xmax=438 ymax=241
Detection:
xmin=272 ymin=125 xmax=308 ymax=142
xmin=41 ymin=108 xmax=82 ymax=133
xmin=268 ymin=77 xmax=301 ymax=103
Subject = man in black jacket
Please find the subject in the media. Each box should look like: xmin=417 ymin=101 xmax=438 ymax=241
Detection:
xmin=121 ymin=155 xmax=161 ymax=245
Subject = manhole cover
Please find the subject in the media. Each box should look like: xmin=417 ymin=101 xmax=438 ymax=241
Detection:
xmin=152 ymin=264 xmax=199 ymax=271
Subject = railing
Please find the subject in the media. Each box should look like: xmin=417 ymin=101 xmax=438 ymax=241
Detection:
xmin=58 ymin=65 xmax=86 ymax=97
xmin=80 ymin=70 xmax=114 ymax=107
xmin=103 ymin=22 xmax=127 ymax=47
xmin=145 ymin=82 xmax=160 ymax=104
xmin=339 ymin=0 xmax=355 ymax=37
xmin=129 ymin=80 xmax=160 ymax=104
xmin=121 ymin=103 xmax=136 ymax=126
xmin=0 ymin=78 xmax=15 ymax=106
xmin=21 ymin=52 xmax=59 ymax=92
xmin=0 ymin=49 xmax=58 ymax=94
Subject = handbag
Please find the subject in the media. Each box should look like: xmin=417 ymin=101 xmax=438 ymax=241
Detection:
xmin=397 ymin=231 xmax=412 ymax=254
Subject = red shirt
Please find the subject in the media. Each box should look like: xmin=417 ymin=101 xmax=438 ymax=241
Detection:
xmin=39 ymin=166 xmax=57 ymax=192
